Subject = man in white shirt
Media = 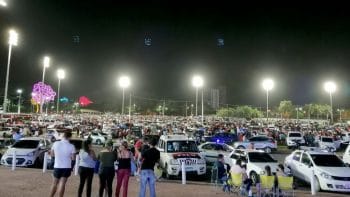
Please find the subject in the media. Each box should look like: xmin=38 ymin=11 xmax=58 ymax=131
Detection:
xmin=50 ymin=131 xmax=76 ymax=197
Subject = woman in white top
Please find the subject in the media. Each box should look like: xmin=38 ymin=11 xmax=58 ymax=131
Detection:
xmin=78 ymin=139 xmax=96 ymax=197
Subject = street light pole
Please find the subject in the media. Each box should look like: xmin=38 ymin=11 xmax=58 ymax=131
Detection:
xmin=201 ymin=89 xmax=204 ymax=125
xmin=17 ymin=89 xmax=22 ymax=114
xmin=40 ymin=56 xmax=50 ymax=114
xmin=192 ymin=75 xmax=204 ymax=118
xmin=262 ymin=78 xmax=274 ymax=122
xmin=56 ymin=69 xmax=65 ymax=114
xmin=324 ymin=81 xmax=336 ymax=125
xmin=3 ymin=30 xmax=18 ymax=113
xmin=195 ymin=87 xmax=198 ymax=116
xmin=122 ymin=87 xmax=125 ymax=115
xmin=128 ymin=93 xmax=131 ymax=122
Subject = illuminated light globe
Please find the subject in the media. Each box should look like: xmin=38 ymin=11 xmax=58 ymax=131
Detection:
xmin=31 ymin=82 xmax=56 ymax=104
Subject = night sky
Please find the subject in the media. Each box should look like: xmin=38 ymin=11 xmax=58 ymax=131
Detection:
xmin=1 ymin=1 xmax=350 ymax=109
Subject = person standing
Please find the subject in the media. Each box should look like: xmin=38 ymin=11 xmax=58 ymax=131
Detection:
xmin=98 ymin=140 xmax=118 ymax=197
xmin=138 ymin=138 xmax=160 ymax=197
xmin=115 ymin=141 xmax=133 ymax=197
xmin=49 ymin=131 xmax=76 ymax=197
xmin=78 ymin=139 xmax=96 ymax=197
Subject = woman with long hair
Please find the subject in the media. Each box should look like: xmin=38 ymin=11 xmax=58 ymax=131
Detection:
xmin=115 ymin=141 xmax=133 ymax=197
xmin=78 ymin=139 xmax=96 ymax=197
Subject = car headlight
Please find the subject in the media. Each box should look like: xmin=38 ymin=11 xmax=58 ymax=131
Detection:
xmin=170 ymin=159 xmax=179 ymax=165
xmin=197 ymin=159 xmax=206 ymax=164
xmin=26 ymin=152 xmax=34 ymax=157
xmin=320 ymin=172 xmax=332 ymax=180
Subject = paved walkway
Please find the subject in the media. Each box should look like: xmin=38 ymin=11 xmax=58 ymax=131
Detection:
xmin=0 ymin=167 xmax=348 ymax=197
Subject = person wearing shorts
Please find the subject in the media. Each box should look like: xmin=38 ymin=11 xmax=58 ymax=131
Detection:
xmin=50 ymin=131 xmax=75 ymax=197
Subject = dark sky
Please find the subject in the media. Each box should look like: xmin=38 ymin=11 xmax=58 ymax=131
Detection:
xmin=1 ymin=1 xmax=350 ymax=109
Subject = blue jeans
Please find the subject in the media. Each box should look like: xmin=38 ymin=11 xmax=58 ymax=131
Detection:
xmin=139 ymin=169 xmax=156 ymax=197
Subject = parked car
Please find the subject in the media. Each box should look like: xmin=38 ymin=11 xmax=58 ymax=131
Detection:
xmin=198 ymin=142 xmax=234 ymax=164
xmin=315 ymin=136 xmax=337 ymax=152
xmin=0 ymin=138 xmax=14 ymax=159
xmin=285 ymin=148 xmax=350 ymax=192
xmin=0 ymin=127 xmax=15 ymax=138
xmin=157 ymin=134 xmax=206 ymax=179
xmin=286 ymin=131 xmax=305 ymax=148
xmin=224 ymin=149 xmax=278 ymax=184
xmin=204 ymin=132 xmax=237 ymax=145
xmin=84 ymin=132 xmax=106 ymax=145
xmin=233 ymin=135 xmax=277 ymax=153
xmin=1 ymin=137 xmax=50 ymax=167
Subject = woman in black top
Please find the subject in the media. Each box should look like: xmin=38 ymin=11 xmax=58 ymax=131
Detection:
xmin=115 ymin=141 xmax=133 ymax=197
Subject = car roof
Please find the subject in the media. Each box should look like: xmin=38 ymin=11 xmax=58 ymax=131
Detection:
xmin=294 ymin=147 xmax=334 ymax=155
xmin=19 ymin=137 xmax=45 ymax=141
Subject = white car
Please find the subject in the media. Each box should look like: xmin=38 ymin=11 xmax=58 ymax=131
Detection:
xmin=286 ymin=131 xmax=305 ymax=148
xmin=0 ymin=137 xmax=50 ymax=167
xmin=0 ymin=127 xmax=15 ymax=137
xmin=84 ymin=132 xmax=106 ymax=145
xmin=233 ymin=135 xmax=277 ymax=153
xmin=224 ymin=149 xmax=278 ymax=184
xmin=285 ymin=148 xmax=350 ymax=192
xmin=198 ymin=142 xmax=234 ymax=164
xmin=316 ymin=136 xmax=337 ymax=152
xmin=157 ymin=134 xmax=206 ymax=179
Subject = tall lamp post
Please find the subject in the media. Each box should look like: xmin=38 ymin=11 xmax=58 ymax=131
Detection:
xmin=40 ymin=56 xmax=50 ymax=113
xmin=56 ymin=69 xmax=65 ymax=113
xmin=119 ymin=76 xmax=130 ymax=115
xmin=262 ymin=78 xmax=274 ymax=122
xmin=295 ymin=107 xmax=302 ymax=121
xmin=192 ymin=75 xmax=204 ymax=123
xmin=2 ymin=30 xmax=18 ymax=113
xmin=324 ymin=81 xmax=336 ymax=124
xmin=337 ymin=109 xmax=344 ymax=122
xmin=16 ymin=89 xmax=22 ymax=114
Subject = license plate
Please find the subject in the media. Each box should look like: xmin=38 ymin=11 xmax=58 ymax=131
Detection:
xmin=186 ymin=167 xmax=193 ymax=170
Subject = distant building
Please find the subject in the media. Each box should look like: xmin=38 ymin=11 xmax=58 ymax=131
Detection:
xmin=205 ymin=86 xmax=227 ymax=110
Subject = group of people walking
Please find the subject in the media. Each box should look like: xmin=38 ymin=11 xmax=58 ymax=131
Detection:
xmin=49 ymin=131 xmax=160 ymax=197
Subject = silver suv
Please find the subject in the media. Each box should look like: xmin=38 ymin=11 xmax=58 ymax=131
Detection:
xmin=233 ymin=135 xmax=277 ymax=153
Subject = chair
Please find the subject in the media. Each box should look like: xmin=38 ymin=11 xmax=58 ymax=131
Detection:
xmin=229 ymin=172 xmax=245 ymax=196
xmin=260 ymin=175 xmax=275 ymax=197
xmin=277 ymin=176 xmax=294 ymax=197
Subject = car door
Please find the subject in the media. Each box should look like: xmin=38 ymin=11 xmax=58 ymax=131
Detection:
xmin=251 ymin=137 xmax=264 ymax=149
xmin=201 ymin=144 xmax=217 ymax=163
xmin=299 ymin=153 xmax=314 ymax=183
xmin=290 ymin=151 xmax=302 ymax=179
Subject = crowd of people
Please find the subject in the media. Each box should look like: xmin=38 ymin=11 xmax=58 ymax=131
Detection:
xmin=48 ymin=131 xmax=160 ymax=197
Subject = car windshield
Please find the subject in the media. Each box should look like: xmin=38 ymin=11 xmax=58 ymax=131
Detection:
xmin=321 ymin=138 xmax=333 ymax=142
xmin=289 ymin=133 xmax=301 ymax=137
xmin=311 ymin=154 xmax=345 ymax=167
xmin=12 ymin=140 xmax=39 ymax=149
xmin=248 ymin=152 xmax=276 ymax=162
xmin=167 ymin=141 xmax=199 ymax=153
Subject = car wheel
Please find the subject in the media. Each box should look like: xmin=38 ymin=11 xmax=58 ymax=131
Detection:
xmin=250 ymin=171 xmax=259 ymax=185
xmin=96 ymin=139 xmax=101 ymax=145
xmin=264 ymin=147 xmax=272 ymax=153
xmin=237 ymin=146 xmax=245 ymax=149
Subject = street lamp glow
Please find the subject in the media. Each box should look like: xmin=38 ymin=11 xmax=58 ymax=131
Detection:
xmin=0 ymin=0 xmax=7 ymax=7
xmin=57 ymin=69 xmax=65 ymax=79
xmin=262 ymin=78 xmax=274 ymax=91
xmin=192 ymin=75 xmax=204 ymax=88
xmin=16 ymin=89 xmax=22 ymax=94
xmin=324 ymin=81 xmax=336 ymax=94
xmin=9 ymin=30 xmax=18 ymax=46
xmin=119 ymin=76 xmax=130 ymax=88
xmin=43 ymin=56 xmax=50 ymax=68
